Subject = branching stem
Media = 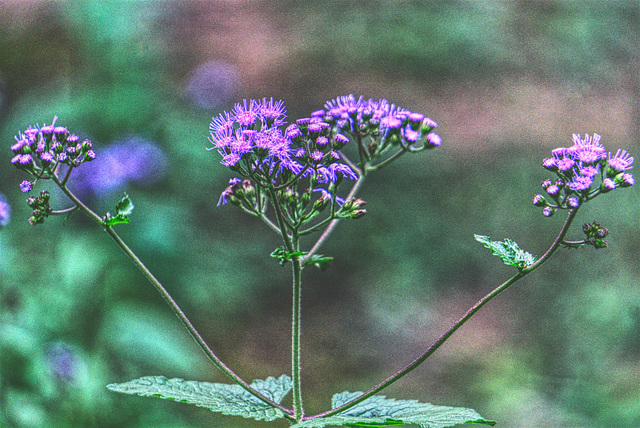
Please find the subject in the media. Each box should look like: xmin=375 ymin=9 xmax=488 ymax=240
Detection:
xmin=51 ymin=174 xmax=294 ymax=420
xmin=311 ymin=208 xmax=580 ymax=419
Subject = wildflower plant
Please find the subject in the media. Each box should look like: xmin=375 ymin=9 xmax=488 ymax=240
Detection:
xmin=8 ymin=95 xmax=635 ymax=427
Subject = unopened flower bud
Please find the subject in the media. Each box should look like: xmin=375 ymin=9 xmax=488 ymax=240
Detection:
xmin=421 ymin=118 xmax=438 ymax=134
xmin=313 ymin=195 xmax=329 ymax=212
xmin=566 ymin=196 xmax=580 ymax=208
xmin=242 ymin=180 xmax=255 ymax=199
xmin=601 ymin=178 xmax=616 ymax=192
xmin=532 ymin=194 xmax=547 ymax=207
xmin=425 ymin=133 xmax=442 ymax=149
xmin=301 ymin=190 xmax=311 ymax=208
xmin=407 ymin=112 xmax=424 ymax=130
xmin=542 ymin=206 xmax=555 ymax=217
xmin=20 ymin=181 xmax=32 ymax=193
xmin=52 ymin=141 xmax=64 ymax=153
xmin=67 ymin=134 xmax=80 ymax=145
xmin=618 ymin=173 xmax=634 ymax=188
xmin=350 ymin=209 xmax=367 ymax=219
xmin=333 ymin=133 xmax=349 ymax=150
xmin=542 ymin=158 xmax=557 ymax=171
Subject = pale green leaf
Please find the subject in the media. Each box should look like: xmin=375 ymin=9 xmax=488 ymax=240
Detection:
xmin=291 ymin=392 xmax=496 ymax=428
xmin=115 ymin=192 xmax=134 ymax=217
xmin=474 ymin=234 xmax=536 ymax=270
xmin=107 ymin=375 xmax=291 ymax=422
xmin=103 ymin=193 xmax=135 ymax=226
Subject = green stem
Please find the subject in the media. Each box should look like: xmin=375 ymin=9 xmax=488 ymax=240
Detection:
xmin=268 ymin=188 xmax=294 ymax=253
xmin=311 ymin=208 xmax=580 ymax=419
xmin=367 ymin=149 xmax=406 ymax=172
xmin=51 ymin=175 xmax=294 ymax=419
xmin=291 ymin=235 xmax=304 ymax=420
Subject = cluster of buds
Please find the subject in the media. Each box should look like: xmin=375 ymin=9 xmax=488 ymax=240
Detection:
xmin=217 ymin=178 xmax=256 ymax=208
xmin=336 ymin=197 xmax=367 ymax=219
xmin=533 ymin=134 xmax=634 ymax=217
xmin=10 ymin=117 xmax=95 ymax=190
xmin=582 ymin=221 xmax=609 ymax=249
xmin=26 ymin=190 xmax=52 ymax=225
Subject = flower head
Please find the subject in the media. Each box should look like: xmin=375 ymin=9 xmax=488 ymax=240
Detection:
xmin=322 ymin=95 xmax=440 ymax=151
xmin=535 ymin=133 xmax=634 ymax=216
xmin=20 ymin=180 xmax=32 ymax=193
xmin=10 ymin=118 xmax=96 ymax=180
xmin=607 ymin=149 xmax=634 ymax=174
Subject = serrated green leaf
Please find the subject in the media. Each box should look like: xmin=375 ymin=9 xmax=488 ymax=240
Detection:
xmin=291 ymin=392 xmax=496 ymax=428
xmin=116 ymin=193 xmax=134 ymax=216
xmin=102 ymin=213 xmax=131 ymax=226
xmin=107 ymin=375 xmax=292 ymax=422
xmin=103 ymin=193 xmax=135 ymax=226
xmin=474 ymin=234 xmax=536 ymax=270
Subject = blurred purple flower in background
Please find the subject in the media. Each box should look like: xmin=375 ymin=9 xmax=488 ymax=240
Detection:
xmin=46 ymin=342 xmax=80 ymax=383
xmin=0 ymin=193 xmax=10 ymax=228
xmin=70 ymin=136 xmax=169 ymax=197
xmin=183 ymin=60 xmax=238 ymax=110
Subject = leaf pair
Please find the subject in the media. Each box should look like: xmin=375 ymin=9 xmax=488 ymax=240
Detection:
xmin=270 ymin=247 xmax=333 ymax=270
xmin=107 ymin=375 xmax=495 ymax=427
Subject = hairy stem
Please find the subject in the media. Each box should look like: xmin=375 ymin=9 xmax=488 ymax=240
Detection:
xmin=291 ymin=235 xmax=304 ymax=420
xmin=51 ymin=175 xmax=294 ymax=419
xmin=312 ymin=208 xmax=580 ymax=419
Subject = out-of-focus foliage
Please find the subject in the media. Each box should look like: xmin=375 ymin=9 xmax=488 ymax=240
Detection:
xmin=1 ymin=1 xmax=638 ymax=427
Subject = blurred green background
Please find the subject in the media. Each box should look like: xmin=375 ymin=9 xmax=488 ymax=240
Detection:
xmin=1 ymin=1 xmax=639 ymax=427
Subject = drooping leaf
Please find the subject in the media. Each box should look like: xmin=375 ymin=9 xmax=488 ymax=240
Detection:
xmin=474 ymin=234 xmax=536 ymax=270
xmin=303 ymin=254 xmax=333 ymax=270
xmin=107 ymin=375 xmax=292 ymax=422
xmin=103 ymin=193 xmax=135 ymax=226
xmin=291 ymin=391 xmax=496 ymax=428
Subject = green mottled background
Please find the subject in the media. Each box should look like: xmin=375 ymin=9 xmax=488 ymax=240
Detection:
xmin=1 ymin=1 xmax=639 ymax=427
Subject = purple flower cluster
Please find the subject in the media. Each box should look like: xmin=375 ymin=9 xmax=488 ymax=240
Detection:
xmin=209 ymin=98 xmax=358 ymax=187
xmin=319 ymin=95 xmax=440 ymax=150
xmin=46 ymin=342 xmax=81 ymax=383
xmin=534 ymin=134 xmax=634 ymax=216
xmin=10 ymin=117 xmax=95 ymax=191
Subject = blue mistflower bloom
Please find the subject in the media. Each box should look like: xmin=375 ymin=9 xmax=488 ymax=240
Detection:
xmin=20 ymin=180 xmax=32 ymax=193
xmin=0 ymin=194 xmax=10 ymax=228
xmin=607 ymin=149 xmax=634 ymax=174
xmin=210 ymin=99 xmax=297 ymax=178
xmin=568 ymin=175 xmax=593 ymax=192
xmin=535 ymin=133 xmax=634 ymax=216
